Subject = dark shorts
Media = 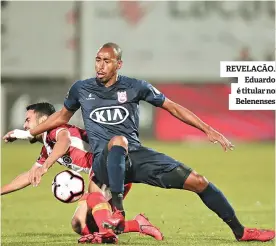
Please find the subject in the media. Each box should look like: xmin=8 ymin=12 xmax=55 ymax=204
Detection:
xmin=92 ymin=145 xmax=192 ymax=190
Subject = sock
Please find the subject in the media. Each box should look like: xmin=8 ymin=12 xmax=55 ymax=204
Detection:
xmin=107 ymin=146 xmax=127 ymax=211
xmin=124 ymin=220 xmax=140 ymax=233
xmin=224 ymin=216 xmax=245 ymax=239
xmin=81 ymin=225 xmax=91 ymax=235
xmin=111 ymin=192 xmax=125 ymax=213
xmin=86 ymin=192 xmax=112 ymax=232
xmin=198 ymin=183 xmax=244 ymax=238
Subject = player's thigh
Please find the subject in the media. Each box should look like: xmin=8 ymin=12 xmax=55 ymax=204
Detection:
xmin=88 ymin=179 xmax=103 ymax=193
xmin=72 ymin=200 xmax=89 ymax=224
xmin=91 ymin=144 xmax=132 ymax=187
xmin=72 ymin=200 xmax=99 ymax=233
xmin=91 ymin=145 xmax=109 ymax=186
xmin=129 ymin=146 xmax=192 ymax=189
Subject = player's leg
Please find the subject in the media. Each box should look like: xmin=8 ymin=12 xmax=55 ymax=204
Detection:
xmin=129 ymin=146 xmax=275 ymax=242
xmin=71 ymin=197 xmax=92 ymax=235
xmin=78 ymin=192 xmax=118 ymax=244
xmin=92 ymin=137 xmax=129 ymax=229
xmin=106 ymin=136 xmax=128 ymax=214
xmin=157 ymin=166 xmax=247 ymax=238
xmin=123 ymin=214 xmax=163 ymax=241
xmin=71 ymin=177 xmax=114 ymax=235
xmin=92 ymin=137 xmax=128 ymax=212
xmin=183 ymin=169 xmax=274 ymax=241
xmin=91 ymin=162 xmax=163 ymax=240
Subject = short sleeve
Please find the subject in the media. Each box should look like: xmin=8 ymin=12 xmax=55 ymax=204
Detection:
xmin=64 ymin=81 xmax=81 ymax=112
xmin=138 ymin=80 xmax=165 ymax=107
xmin=36 ymin=146 xmax=48 ymax=165
xmin=47 ymin=126 xmax=69 ymax=142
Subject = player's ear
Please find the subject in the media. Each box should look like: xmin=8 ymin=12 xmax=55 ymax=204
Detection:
xmin=38 ymin=115 xmax=48 ymax=124
xmin=117 ymin=60 xmax=123 ymax=70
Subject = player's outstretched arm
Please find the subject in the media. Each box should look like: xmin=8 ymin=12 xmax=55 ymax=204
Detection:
xmin=30 ymin=107 xmax=74 ymax=137
xmin=3 ymin=107 xmax=74 ymax=142
xmin=1 ymin=165 xmax=40 ymax=195
xmin=161 ymin=98 xmax=234 ymax=151
xmin=30 ymin=129 xmax=71 ymax=186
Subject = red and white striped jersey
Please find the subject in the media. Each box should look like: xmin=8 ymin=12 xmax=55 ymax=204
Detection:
xmin=35 ymin=124 xmax=93 ymax=174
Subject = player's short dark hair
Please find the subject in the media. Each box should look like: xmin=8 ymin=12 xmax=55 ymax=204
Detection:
xmin=101 ymin=42 xmax=122 ymax=60
xmin=26 ymin=102 xmax=56 ymax=118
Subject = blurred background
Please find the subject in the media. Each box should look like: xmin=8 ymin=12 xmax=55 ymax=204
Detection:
xmin=1 ymin=2 xmax=275 ymax=245
xmin=1 ymin=1 xmax=275 ymax=141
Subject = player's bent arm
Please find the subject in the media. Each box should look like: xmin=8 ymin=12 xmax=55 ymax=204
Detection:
xmin=1 ymin=165 xmax=40 ymax=195
xmin=40 ymin=129 xmax=71 ymax=174
xmin=161 ymin=98 xmax=211 ymax=134
xmin=31 ymin=130 xmax=71 ymax=186
xmin=29 ymin=107 xmax=74 ymax=137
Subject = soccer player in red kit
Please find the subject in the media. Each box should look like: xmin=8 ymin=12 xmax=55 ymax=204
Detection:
xmin=1 ymin=102 xmax=163 ymax=244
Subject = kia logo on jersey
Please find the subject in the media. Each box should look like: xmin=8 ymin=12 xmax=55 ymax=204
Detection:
xmin=90 ymin=106 xmax=129 ymax=125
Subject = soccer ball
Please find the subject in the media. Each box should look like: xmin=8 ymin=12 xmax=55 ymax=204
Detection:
xmin=52 ymin=170 xmax=85 ymax=203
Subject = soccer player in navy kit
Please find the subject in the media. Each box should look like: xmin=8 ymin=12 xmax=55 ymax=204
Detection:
xmin=4 ymin=43 xmax=274 ymax=242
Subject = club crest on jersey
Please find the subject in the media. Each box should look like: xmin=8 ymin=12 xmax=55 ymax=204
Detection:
xmin=117 ymin=91 xmax=127 ymax=103
xmin=62 ymin=155 xmax=72 ymax=165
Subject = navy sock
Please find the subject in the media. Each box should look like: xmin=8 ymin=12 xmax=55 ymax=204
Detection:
xmin=198 ymin=183 xmax=244 ymax=238
xmin=107 ymin=146 xmax=126 ymax=211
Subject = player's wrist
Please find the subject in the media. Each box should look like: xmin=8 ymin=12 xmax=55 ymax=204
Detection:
xmin=41 ymin=166 xmax=48 ymax=174
xmin=203 ymin=125 xmax=213 ymax=135
xmin=11 ymin=129 xmax=34 ymax=140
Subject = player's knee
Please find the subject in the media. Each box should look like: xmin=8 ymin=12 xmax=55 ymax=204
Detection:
xmin=71 ymin=217 xmax=82 ymax=235
xmin=184 ymin=171 xmax=209 ymax=193
xmin=109 ymin=135 xmax=128 ymax=150
xmin=195 ymin=174 xmax=209 ymax=193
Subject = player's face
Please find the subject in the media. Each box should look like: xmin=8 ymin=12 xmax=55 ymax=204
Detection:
xmin=95 ymin=47 xmax=122 ymax=83
xmin=23 ymin=110 xmax=41 ymax=143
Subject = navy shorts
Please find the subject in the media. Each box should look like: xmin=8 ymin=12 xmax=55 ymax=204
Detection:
xmin=92 ymin=145 xmax=192 ymax=189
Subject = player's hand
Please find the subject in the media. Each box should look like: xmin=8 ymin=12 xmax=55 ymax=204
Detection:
xmin=3 ymin=129 xmax=34 ymax=142
xmin=206 ymin=128 xmax=234 ymax=152
xmin=3 ymin=130 xmax=17 ymax=143
xmin=30 ymin=167 xmax=47 ymax=187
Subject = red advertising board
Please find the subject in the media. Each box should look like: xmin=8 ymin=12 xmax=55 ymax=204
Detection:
xmin=155 ymin=84 xmax=275 ymax=141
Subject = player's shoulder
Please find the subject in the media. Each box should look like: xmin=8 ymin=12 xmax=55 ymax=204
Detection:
xmin=72 ymin=77 xmax=97 ymax=89
xmin=60 ymin=124 xmax=89 ymax=142
xmin=46 ymin=124 xmax=72 ymax=140
xmin=118 ymin=75 xmax=146 ymax=89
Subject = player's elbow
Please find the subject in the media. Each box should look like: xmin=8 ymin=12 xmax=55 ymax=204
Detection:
xmin=164 ymin=99 xmax=179 ymax=117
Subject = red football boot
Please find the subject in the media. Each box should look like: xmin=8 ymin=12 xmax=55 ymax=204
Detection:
xmin=102 ymin=209 xmax=125 ymax=231
xmin=135 ymin=214 xmax=164 ymax=241
xmin=237 ymin=228 xmax=275 ymax=242
xmin=78 ymin=230 xmax=118 ymax=244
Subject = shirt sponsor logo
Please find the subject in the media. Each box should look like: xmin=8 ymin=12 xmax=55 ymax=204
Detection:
xmin=90 ymin=106 xmax=129 ymax=125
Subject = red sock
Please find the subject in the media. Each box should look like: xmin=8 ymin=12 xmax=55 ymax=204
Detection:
xmin=86 ymin=192 xmax=112 ymax=232
xmin=81 ymin=225 xmax=91 ymax=235
xmin=124 ymin=220 xmax=140 ymax=233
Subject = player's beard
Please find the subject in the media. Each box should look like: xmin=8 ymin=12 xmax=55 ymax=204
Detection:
xmin=96 ymin=71 xmax=117 ymax=84
xmin=29 ymin=138 xmax=38 ymax=144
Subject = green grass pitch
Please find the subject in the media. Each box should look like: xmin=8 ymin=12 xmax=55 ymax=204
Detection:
xmin=1 ymin=141 xmax=275 ymax=245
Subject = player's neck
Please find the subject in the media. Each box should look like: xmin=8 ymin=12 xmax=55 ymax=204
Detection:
xmin=103 ymin=74 xmax=118 ymax=88
xmin=36 ymin=135 xmax=43 ymax=143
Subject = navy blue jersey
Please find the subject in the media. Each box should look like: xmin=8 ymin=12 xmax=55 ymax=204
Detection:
xmin=64 ymin=75 xmax=165 ymax=156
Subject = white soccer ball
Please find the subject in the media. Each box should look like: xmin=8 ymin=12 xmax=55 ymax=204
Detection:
xmin=52 ymin=170 xmax=85 ymax=203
